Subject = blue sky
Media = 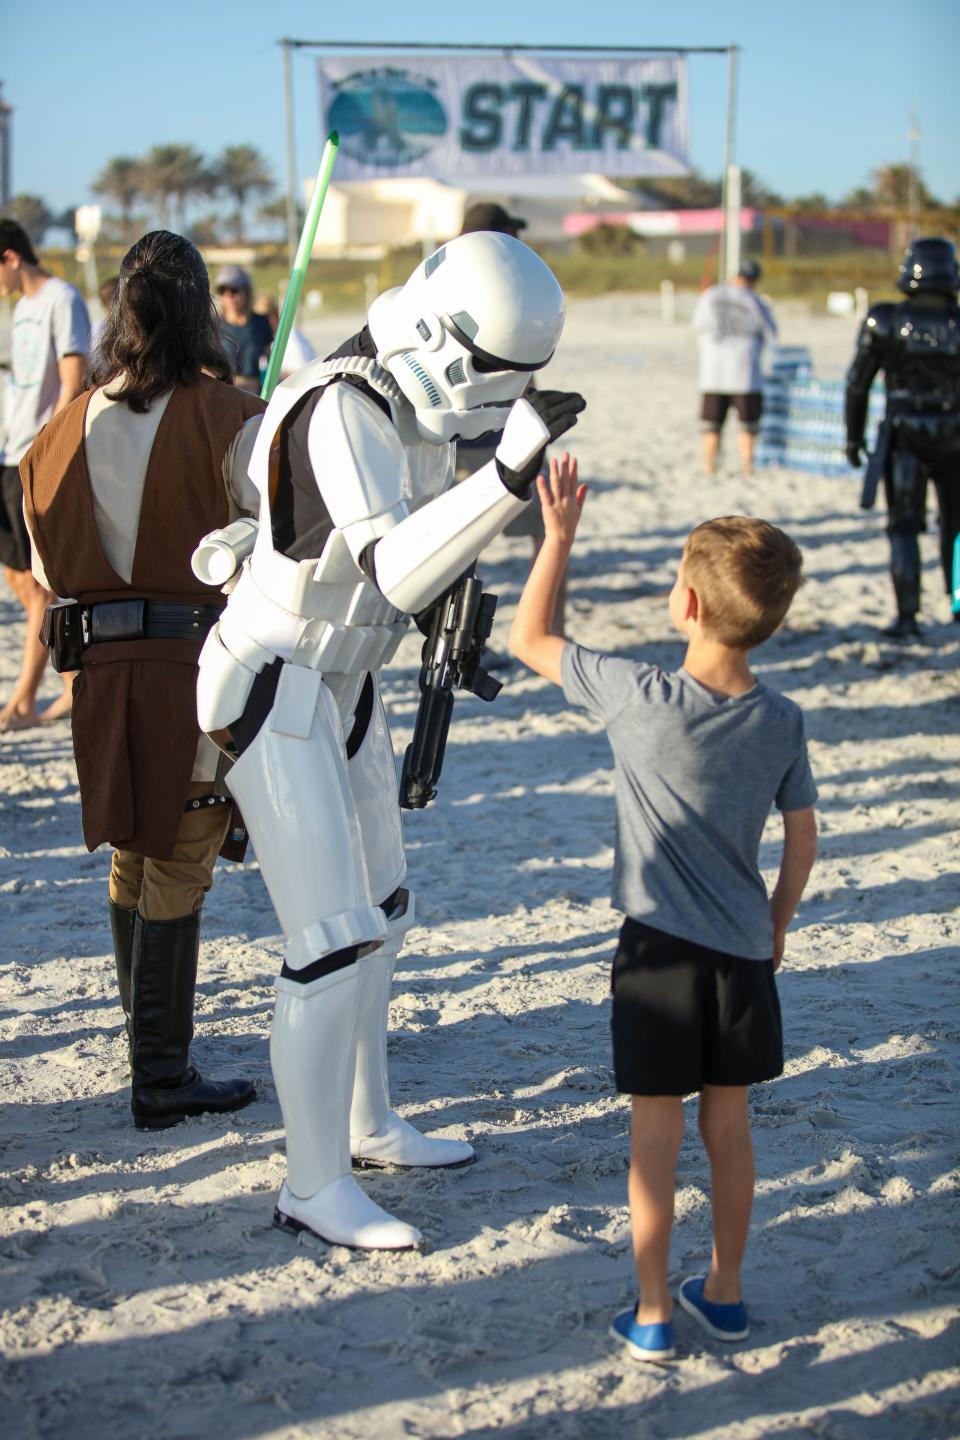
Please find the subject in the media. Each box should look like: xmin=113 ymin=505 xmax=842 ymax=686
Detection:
xmin=4 ymin=0 xmax=958 ymax=214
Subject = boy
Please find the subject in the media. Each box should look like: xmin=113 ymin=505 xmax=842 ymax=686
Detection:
xmin=509 ymin=458 xmax=818 ymax=1362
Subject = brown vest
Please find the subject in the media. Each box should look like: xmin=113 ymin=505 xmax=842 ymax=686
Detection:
xmin=21 ymin=376 xmax=265 ymax=859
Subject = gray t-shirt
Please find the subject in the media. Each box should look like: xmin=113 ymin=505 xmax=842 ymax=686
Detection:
xmin=3 ymin=277 xmax=91 ymax=464
xmin=561 ymin=645 xmax=817 ymax=960
xmin=692 ymin=283 xmax=777 ymax=394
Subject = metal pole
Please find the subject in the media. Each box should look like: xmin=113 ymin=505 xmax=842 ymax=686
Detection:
xmin=719 ymin=44 xmax=739 ymax=280
xmin=726 ymin=164 xmax=742 ymax=278
xmin=282 ymin=38 xmax=299 ymax=270
xmin=284 ymin=38 xmax=730 ymax=54
xmin=907 ymin=110 xmax=920 ymax=241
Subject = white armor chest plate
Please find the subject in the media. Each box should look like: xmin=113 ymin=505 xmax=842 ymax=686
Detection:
xmin=218 ymin=371 xmax=454 ymax=723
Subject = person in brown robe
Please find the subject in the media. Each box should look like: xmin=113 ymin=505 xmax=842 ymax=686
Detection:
xmin=20 ymin=230 xmax=266 ymax=1129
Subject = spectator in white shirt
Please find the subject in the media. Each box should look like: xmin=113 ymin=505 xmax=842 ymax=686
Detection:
xmin=692 ymin=260 xmax=777 ymax=478
xmin=0 ymin=218 xmax=90 ymax=731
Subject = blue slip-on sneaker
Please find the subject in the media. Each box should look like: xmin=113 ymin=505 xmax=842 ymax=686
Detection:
xmin=678 ymin=1275 xmax=749 ymax=1341
xmin=609 ymin=1305 xmax=675 ymax=1362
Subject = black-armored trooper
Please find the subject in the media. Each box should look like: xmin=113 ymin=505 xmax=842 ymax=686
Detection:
xmin=845 ymin=237 xmax=960 ymax=639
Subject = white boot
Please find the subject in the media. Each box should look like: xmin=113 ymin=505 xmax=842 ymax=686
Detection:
xmin=349 ymin=912 xmax=475 ymax=1171
xmin=271 ymin=964 xmax=421 ymax=1250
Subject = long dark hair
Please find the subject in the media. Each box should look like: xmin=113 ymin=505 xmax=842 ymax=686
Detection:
xmin=87 ymin=230 xmax=234 ymax=412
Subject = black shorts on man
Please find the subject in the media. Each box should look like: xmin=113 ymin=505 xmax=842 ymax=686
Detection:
xmin=0 ymin=465 xmax=33 ymax=572
xmin=700 ymin=391 xmax=763 ymax=434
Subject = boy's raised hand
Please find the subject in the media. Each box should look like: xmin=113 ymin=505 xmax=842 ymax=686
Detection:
xmin=509 ymin=452 xmax=586 ymax=686
xmin=537 ymin=453 xmax=587 ymax=549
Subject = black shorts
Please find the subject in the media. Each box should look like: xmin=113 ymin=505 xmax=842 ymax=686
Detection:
xmin=700 ymin=392 xmax=763 ymax=434
xmin=611 ymin=917 xmax=783 ymax=1096
xmin=0 ymin=464 xmax=32 ymax=572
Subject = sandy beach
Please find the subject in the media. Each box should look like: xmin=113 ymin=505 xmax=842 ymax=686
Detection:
xmin=1 ymin=294 xmax=958 ymax=1439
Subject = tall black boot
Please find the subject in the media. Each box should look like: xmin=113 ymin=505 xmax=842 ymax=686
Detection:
xmin=130 ymin=911 xmax=256 ymax=1130
xmin=884 ymin=531 xmax=922 ymax=639
xmin=109 ymin=900 xmax=136 ymax=1045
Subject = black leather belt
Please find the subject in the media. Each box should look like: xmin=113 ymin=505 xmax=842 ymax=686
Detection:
xmin=82 ymin=599 xmax=222 ymax=645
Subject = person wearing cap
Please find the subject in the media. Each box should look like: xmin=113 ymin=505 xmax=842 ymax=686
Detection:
xmin=692 ymin=260 xmax=777 ymax=478
xmin=215 ymin=264 xmax=273 ymax=394
xmin=460 ymin=202 xmax=527 ymax=240
xmin=455 ymin=201 xmax=568 ymax=637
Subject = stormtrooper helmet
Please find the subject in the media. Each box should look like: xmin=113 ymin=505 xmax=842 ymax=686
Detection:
xmin=896 ymin=236 xmax=960 ymax=298
xmin=368 ymin=232 xmax=565 ymax=444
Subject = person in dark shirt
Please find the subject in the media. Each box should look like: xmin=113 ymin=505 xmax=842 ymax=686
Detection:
xmin=215 ymin=264 xmax=273 ymax=393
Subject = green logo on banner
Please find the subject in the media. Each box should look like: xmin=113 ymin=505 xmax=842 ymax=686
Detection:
xmin=329 ymin=69 xmax=448 ymax=166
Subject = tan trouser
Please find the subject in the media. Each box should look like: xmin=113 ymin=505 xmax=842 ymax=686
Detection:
xmin=109 ymin=782 xmax=231 ymax=920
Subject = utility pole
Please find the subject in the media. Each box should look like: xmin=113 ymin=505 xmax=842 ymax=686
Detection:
xmin=719 ymin=45 xmax=740 ymax=280
xmin=0 ymin=82 xmax=12 ymax=209
xmin=907 ymin=110 xmax=920 ymax=241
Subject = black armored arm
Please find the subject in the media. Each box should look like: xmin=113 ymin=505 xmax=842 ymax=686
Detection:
xmin=844 ymin=303 xmax=893 ymax=449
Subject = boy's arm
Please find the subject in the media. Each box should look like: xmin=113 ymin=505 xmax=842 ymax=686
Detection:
xmin=509 ymin=453 xmax=585 ymax=686
xmin=770 ymin=806 xmax=818 ymax=969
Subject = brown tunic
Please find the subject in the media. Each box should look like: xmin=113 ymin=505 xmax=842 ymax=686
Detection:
xmin=21 ymin=376 xmax=265 ymax=859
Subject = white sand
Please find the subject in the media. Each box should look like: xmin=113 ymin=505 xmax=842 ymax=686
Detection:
xmin=1 ymin=296 xmax=958 ymax=1439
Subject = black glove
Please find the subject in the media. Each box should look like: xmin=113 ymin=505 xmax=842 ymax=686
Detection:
xmin=846 ymin=440 xmax=864 ymax=469
xmin=496 ymin=389 xmax=587 ymax=496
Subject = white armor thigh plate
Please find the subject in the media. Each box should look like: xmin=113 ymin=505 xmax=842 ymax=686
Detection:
xmin=347 ymin=678 xmax=406 ymax=903
xmin=225 ymin=664 xmax=387 ymax=969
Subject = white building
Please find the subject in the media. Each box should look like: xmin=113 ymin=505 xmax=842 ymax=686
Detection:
xmin=309 ymin=173 xmax=636 ymax=256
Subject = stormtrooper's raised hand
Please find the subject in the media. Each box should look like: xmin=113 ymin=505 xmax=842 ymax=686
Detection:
xmin=496 ymin=389 xmax=587 ymax=496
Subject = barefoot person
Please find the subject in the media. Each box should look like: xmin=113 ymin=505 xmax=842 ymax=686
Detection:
xmin=511 ymin=472 xmax=818 ymax=1361
xmin=20 ymin=231 xmax=264 ymax=1130
xmin=0 ymin=218 xmax=89 ymax=731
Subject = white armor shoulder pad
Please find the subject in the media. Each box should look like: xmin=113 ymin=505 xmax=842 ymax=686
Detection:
xmin=308 ymin=382 xmax=410 ymax=536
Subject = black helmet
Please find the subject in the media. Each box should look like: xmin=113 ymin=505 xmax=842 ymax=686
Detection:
xmin=896 ymin=236 xmax=960 ymax=296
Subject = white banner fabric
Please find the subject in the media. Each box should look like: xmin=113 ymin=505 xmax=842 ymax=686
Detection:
xmin=316 ymin=53 xmax=689 ymax=181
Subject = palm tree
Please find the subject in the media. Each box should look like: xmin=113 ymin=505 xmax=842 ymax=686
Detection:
xmin=92 ymin=157 xmax=143 ymax=241
xmin=871 ymin=163 xmax=935 ymax=212
xmin=140 ymin=144 xmax=209 ymax=231
xmin=214 ymin=145 xmax=274 ymax=240
xmin=4 ymin=194 xmax=55 ymax=243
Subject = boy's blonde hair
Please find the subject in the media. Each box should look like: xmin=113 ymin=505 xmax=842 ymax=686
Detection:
xmin=683 ymin=516 xmax=804 ymax=649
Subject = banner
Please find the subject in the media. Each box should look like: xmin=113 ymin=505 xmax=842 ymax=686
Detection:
xmin=316 ymin=53 xmax=689 ymax=182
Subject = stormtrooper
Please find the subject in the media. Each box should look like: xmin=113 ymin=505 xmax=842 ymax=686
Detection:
xmin=194 ymin=233 xmax=585 ymax=1250
xmin=845 ymin=236 xmax=960 ymax=639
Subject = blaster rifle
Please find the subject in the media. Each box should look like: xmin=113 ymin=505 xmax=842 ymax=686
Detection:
xmin=399 ymin=568 xmax=502 ymax=810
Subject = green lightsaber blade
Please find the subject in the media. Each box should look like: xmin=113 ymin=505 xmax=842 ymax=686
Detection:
xmin=260 ymin=130 xmax=340 ymax=402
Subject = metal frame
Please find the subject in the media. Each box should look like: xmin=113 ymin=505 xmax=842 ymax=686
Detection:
xmin=278 ymin=37 xmax=740 ymax=273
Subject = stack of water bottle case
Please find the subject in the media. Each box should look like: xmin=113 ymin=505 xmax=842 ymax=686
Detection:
xmin=755 ymin=346 xmax=884 ymax=477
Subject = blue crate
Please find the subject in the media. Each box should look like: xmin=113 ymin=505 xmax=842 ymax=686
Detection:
xmin=757 ymin=367 xmax=883 ymax=476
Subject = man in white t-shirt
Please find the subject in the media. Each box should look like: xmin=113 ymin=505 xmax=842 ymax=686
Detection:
xmin=692 ymin=260 xmax=777 ymax=478
xmin=0 ymin=218 xmax=90 ymax=730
